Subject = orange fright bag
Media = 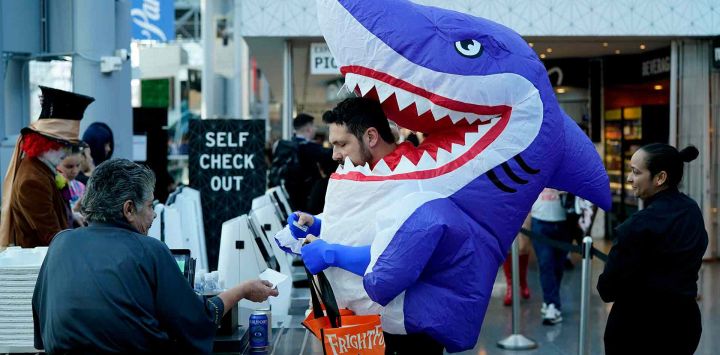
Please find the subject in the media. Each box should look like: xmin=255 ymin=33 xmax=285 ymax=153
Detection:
xmin=301 ymin=268 xmax=385 ymax=355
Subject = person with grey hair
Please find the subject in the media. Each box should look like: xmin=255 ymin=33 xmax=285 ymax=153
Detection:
xmin=32 ymin=159 xmax=278 ymax=354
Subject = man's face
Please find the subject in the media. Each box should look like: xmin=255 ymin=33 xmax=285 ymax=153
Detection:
xmin=130 ymin=194 xmax=156 ymax=235
xmin=307 ymin=124 xmax=317 ymax=138
xmin=328 ymin=123 xmax=372 ymax=166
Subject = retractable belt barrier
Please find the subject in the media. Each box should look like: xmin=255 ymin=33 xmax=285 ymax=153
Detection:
xmin=501 ymin=228 xmax=608 ymax=355
xmin=519 ymin=228 xmax=608 ymax=262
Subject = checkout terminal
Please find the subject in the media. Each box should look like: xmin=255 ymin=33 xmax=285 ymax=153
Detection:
xmin=170 ymin=249 xmax=196 ymax=287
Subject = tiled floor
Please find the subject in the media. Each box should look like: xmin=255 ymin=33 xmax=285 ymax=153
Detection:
xmin=285 ymin=239 xmax=719 ymax=355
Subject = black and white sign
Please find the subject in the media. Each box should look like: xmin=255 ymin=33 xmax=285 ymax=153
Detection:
xmin=713 ymin=37 xmax=720 ymax=69
xmin=189 ymin=119 xmax=266 ymax=270
xmin=310 ymin=42 xmax=340 ymax=75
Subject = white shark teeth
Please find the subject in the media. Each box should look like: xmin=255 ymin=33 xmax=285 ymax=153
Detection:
xmin=393 ymin=156 xmax=416 ymax=174
xmin=464 ymin=114 xmax=478 ymax=123
xmin=451 ymin=142 xmax=469 ymax=156
xmin=360 ymin=163 xmax=372 ymax=175
xmin=358 ymin=78 xmax=374 ymax=96
xmin=343 ymin=156 xmax=355 ymax=170
xmin=417 ymin=151 xmax=436 ymax=170
xmin=376 ymin=84 xmax=394 ymax=103
xmin=414 ymin=96 xmax=432 ymax=116
xmin=372 ymin=159 xmax=391 ymax=175
xmin=448 ymin=110 xmax=465 ymax=124
xmin=394 ymin=90 xmax=415 ymax=111
xmin=337 ymin=83 xmax=351 ymax=98
xmin=344 ymin=74 xmax=359 ymax=92
xmin=464 ymin=130 xmax=482 ymax=146
xmin=431 ymin=105 xmax=450 ymax=121
xmin=436 ymin=147 xmax=453 ymax=165
xmin=333 ymin=114 xmax=500 ymax=177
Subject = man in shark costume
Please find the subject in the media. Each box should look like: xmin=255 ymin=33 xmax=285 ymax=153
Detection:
xmin=275 ymin=0 xmax=611 ymax=352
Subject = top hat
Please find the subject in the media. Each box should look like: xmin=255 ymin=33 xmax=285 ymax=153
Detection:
xmin=20 ymin=86 xmax=95 ymax=145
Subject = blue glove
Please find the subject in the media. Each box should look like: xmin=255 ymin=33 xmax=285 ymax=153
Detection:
xmin=301 ymin=240 xmax=371 ymax=276
xmin=288 ymin=212 xmax=322 ymax=239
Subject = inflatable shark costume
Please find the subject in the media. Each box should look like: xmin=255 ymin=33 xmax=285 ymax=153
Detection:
xmin=276 ymin=0 xmax=611 ymax=351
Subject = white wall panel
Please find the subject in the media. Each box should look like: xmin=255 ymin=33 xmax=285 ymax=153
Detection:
xmin=239 ymin=0 xmax=720 ymax=37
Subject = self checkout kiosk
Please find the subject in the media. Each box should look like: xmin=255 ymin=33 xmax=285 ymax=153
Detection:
xmin=150 ymin=184 xmax=298 ymax=319
xmin=265 ymin=186 xmax=293 ymax=223
xmin=217 ymin=214 xmax=292 ymax=316
xmin=250 ymin=192 xmax=306 ymax=283
xmin=148 ymin=186 xmax=209 ymax=273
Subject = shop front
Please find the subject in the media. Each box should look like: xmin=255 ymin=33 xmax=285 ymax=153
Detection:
xmin=603 ymin=48 xmax=671 ymax=237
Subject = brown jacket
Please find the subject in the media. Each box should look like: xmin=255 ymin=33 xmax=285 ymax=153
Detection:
xmin=7 ymin=158 xmax=68 ymax=247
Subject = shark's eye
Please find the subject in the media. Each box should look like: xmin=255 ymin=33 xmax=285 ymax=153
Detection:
xmin=454 ymin=40 xmax=483 ymax=58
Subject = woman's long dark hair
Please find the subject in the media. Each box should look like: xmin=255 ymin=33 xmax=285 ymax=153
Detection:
xmin=82 ymin=122 xmax=114 ymax=166
xmin=640 ymin=143 xmax=699 ymax=188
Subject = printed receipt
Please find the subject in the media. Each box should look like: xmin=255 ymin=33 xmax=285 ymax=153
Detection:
xmin=258 ymin=268 xmax=288 ymax=289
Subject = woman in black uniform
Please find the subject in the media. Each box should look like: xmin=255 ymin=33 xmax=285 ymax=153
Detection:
xmin=597 ymin=143 xmax=707 ymax=354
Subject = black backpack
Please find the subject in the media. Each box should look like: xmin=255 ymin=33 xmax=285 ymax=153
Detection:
xmin=268 ymin=139 xmax=302 ymax=188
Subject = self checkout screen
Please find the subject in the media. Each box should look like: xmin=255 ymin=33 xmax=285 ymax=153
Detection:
xmin=174 ymin=256 xmax=186 ymax=273
xmin=170 ymin=249 xmax=191 ymax=280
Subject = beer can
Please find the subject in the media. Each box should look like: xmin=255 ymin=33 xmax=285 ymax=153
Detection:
xmin=249 ymin=310 xmax=270 ymax=349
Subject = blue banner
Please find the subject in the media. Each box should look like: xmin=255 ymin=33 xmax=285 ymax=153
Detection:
xmin=131 ymin=0 xmax=175 ymax=42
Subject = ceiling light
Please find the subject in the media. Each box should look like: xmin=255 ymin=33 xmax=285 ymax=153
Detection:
xmin=556 ymin=88 xmax=566 ymax=94
xmin=654 ymin=85 xmax=663 ymax=90
xmin=546 ymin=48 xmax=553 ymax=53
xmin=640 ymin=44 xmax=646 ymax=50
xmin=540 ymin=53 xmax=546 ymax=59
xmin=615 ymin=49 xmax=621 ymax=54
xmin=528 ymin=42 xmax=534 ymax=47
xmin=602 ymin=42 xmax=609 ymax=47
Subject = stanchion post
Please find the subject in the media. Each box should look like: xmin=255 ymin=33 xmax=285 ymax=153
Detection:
xmin=578 ymin=236 xmax=593 ymax=355
xmin=497 ymin=239 xmax=537 ymax=350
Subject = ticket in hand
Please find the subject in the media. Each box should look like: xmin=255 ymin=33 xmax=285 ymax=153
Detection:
xmin=259 ymin=268 xmax=288 ymax=289
xmin=292 ymin=220 xmax=309 ymax=232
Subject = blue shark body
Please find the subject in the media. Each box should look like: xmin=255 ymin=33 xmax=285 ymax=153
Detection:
xmin=284 ymin=0 xmax=610 ymax=351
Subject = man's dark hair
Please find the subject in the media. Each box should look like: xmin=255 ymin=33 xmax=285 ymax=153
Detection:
xmin=322 ymin=97 xmax=394 ymax=144
xmin=293 ymin=113 xmax=315 ymax=130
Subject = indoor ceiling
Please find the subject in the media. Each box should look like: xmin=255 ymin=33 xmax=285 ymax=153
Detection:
xmin=525 ymin=36 xmax=674 ymax=59
xmin=246 ymin=36 xmax=675 ymax=109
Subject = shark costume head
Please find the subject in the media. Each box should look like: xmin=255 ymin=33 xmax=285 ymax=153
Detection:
xmin=298 ymin=0 xmax=610 ymax=351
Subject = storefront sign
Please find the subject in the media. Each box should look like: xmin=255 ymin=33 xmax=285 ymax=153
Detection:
xmin=605 ymin=47 xmax=671 ymax=85
xmin=310 ymin=43 xmax=340 ymax=75
xmin=131 ymin=0 xmax=175 ymax=42
xmin=189 ymin=119 xmax=266 ymax=269
xmin=641 ymin=56 xmax=670 ymax=77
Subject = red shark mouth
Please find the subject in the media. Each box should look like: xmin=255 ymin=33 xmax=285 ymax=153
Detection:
xmin=332 ymin=66 xmax=512 ymax=181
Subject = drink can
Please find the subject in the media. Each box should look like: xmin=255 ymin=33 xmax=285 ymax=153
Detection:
xmin=249 ymin=310 xmax=270 ymax=349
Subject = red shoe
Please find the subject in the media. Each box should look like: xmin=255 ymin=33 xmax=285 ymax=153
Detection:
xmin=521 ymin=285 xmax=531 ymax=299
xmin=503 ymin=258 xmax=512 ymax=306
xmin=504 ymin=286 xmax=513 ymax=306
xmin=519 ymin=254 xmax=530 ymax=299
